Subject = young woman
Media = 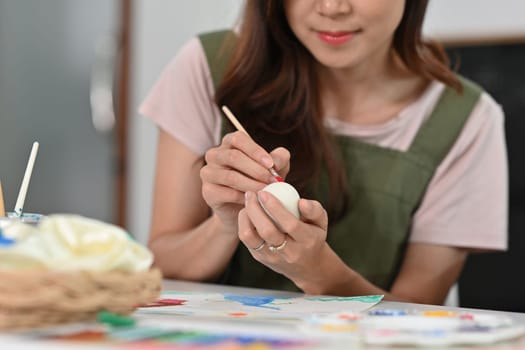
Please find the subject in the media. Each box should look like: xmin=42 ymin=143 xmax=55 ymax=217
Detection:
xmin=140 ymin=0 xmax=507 ymax=304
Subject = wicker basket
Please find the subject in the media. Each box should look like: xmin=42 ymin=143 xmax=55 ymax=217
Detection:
xmin=0 ymin=268 xmax=162 ymax=330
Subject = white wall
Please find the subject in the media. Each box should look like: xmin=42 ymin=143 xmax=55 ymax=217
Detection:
xmin=424 ymin=0 xmax=525 ymax=42
xmin=129 ymin=0 xmax=242 ymax=243
xmin=129 ymin=0 xmax=525 ymax=243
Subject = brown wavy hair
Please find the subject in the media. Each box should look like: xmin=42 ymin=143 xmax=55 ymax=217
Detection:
xmin=215 ymin=0 xmax=460 ymax=221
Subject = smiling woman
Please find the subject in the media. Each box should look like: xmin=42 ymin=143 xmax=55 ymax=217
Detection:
xmin=139 ymin=0 xmax=507 ymax=305
xmin=285 ymin=0 xmax=405 ymax=68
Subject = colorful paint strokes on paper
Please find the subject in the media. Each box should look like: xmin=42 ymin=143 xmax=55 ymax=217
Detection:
xmin=111 ymin=329 xmax=315 ymax=349
xmin=137 ymin=292 xmax=383 ymax=320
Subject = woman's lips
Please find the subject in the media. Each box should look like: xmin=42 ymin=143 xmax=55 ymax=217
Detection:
xmin=317 ymin=31 xmax=356 ymax=46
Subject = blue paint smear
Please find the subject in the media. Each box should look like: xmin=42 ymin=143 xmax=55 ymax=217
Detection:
xmin=223 ymin=294 xmax=279 ymax=310
xmin=369 ymin=309 xmax=407 ymax=316
xmin=0 ymin=229 xmax=15 ymax=246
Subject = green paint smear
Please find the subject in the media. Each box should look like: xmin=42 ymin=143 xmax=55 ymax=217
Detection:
xmin=304 ymin=295 xmax=384 ymax=303
xmin=97 ymin=310 xmax=136 ymax=327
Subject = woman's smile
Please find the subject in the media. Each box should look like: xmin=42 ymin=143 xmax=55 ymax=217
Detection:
xmin=316 ymin=30 xmax=360 ymax=46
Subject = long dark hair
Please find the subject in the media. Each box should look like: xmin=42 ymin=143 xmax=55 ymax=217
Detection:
xmin=215 ymin=0 xmax=459 ymax=221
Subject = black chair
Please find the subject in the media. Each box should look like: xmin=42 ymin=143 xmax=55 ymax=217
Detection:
xmin=447 ymin=43 xmax=525 ymax=312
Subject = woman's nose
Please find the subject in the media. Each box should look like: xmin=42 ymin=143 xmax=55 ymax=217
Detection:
xmin=316 ymin=0 xmax=352 ymax=17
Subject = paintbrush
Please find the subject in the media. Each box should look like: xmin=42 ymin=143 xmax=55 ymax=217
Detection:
xmin=13 ymin=142 xmax=39 ymax=217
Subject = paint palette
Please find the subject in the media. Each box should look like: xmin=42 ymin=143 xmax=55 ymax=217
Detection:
xmin=304 ymin=309 xmax=525 ymax=346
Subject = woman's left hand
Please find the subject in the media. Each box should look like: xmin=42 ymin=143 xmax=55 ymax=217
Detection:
xmin=238 ymin=189 xmax=329 ymax=289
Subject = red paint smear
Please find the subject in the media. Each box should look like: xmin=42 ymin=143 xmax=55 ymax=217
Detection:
xmin=337 ymin=313 xmax=361 ymax=320
xmin=275 ymin=176 xmax=284 ymax=182
xmin=460 ymin=314 xmax=475 ymax=320
xmin=142 ymin=299 xmax=187 ymax=307
xmin=228 ymin=312 xmax=248 ymax=317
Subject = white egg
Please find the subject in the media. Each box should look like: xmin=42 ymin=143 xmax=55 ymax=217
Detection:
xmin=259 ymin=182 xmax=300 ymax=218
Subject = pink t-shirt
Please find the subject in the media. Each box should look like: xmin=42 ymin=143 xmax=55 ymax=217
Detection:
xmin=140 ymin=37 xmax=508 ymax=251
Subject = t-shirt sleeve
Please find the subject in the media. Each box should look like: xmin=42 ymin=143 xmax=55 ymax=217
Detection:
xmin=410 ymin=92 xmax=508 ymax=251
xmin=138 ymin=37 xmax=222 ymax=155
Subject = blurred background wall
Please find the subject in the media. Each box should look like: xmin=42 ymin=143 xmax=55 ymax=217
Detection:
xmin=129 ymin=0 xmax=242 ymax=244
xmin=0 ymin=0 xmax=118 ymax=223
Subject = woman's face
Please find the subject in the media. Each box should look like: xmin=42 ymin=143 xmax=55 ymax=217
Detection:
xmin=284 ymin=0 xmax=405 ymax=70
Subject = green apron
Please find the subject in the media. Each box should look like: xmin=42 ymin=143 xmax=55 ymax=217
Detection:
xmin=199 ymin=30 xmax=482 ymax=291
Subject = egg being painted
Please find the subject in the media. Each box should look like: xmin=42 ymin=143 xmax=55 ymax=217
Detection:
xmin=260 ymin=182 xmax=300 ymax=218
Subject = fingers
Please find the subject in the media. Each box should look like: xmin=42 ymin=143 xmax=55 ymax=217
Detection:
xmin=201 ymin=182 xmax=245 ymax=206
xmin=222 ymin=131 xmax=275 ymax=169
xmin=203 ymin=132 xmax=293 ymax=190
xmin=269 ymin=147 xmax=291 ymax=179
xmin=200 ymin=163 xmax=267 ymax=193
xmin=256 ymin=192 xmax=328 ymax=240
xmin=200 ymin=131 xmax=290 ymax=228
xmin=203 ymin=131 xmax=281 ymax=187
xmin=298 ymin=199 xmax=328 ymax=231
xmin=240 ymin=186 xmax=329 ymax=289
xmin=238 ymin=207 xmax=265 ymax=250
xmin=244 ymin=191 xmax=289 ymax=248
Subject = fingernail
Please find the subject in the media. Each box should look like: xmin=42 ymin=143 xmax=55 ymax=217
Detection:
xmin=257 ymin=191 xmax=269 ymax=203
xmin=245 ymin=191 xmax=252 ymax=202
xmin=300 ymin=199 xmax=310 ymax=212
xmin=261 ymin=155 xmax=274 ymax=168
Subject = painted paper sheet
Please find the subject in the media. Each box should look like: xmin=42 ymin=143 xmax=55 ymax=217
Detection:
xmin=137 ymin=291 xmax=383 ymax=321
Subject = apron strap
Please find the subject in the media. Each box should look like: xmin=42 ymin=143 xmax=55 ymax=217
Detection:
xmin=409 ymin=77 xmax=483 ymax=168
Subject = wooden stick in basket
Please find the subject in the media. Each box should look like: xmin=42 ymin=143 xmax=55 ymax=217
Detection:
xmin=13 ymin=142 xmax=39 ymax=217
xmin=0 ymin=179 xmax=5 ymax=217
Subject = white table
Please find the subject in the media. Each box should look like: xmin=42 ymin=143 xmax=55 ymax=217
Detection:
xmin=163 ymin=279 xmax=525 ymax=321
xmin=2 ymin=279 xmax=525 ymax=349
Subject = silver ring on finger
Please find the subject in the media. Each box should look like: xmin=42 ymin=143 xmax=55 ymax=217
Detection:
xmin=251 ymin=241 xmax=266 ymax=252
xmin=268 ymin=238 xmax=287 ymax=252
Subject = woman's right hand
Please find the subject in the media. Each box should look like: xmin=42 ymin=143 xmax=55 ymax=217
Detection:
xmin=200 ymin=131 xmax=290 ymax=231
